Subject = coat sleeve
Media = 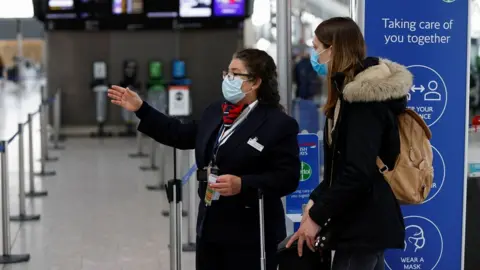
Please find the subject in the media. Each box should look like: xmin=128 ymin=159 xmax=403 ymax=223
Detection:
xmin=308 ymin=103 xmax=385 ymax=227
xmin=240 ymin=117 xmax=301 ymax=200
xmin=135 ymin=101 xmax=197 ymax=150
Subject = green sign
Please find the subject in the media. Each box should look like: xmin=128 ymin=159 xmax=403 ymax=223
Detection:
xmin=300 ymin=162 xmax=312 ymax=181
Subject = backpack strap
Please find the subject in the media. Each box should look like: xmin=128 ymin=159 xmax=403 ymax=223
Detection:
xmin=376 ymin=157 xmax=389 ymax=174
xmin=404 ymin=109 xmax=432 ymax=139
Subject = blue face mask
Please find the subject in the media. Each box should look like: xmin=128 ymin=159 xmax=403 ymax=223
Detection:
xmin=222 ymin=77 xmax=246 ymax=104
xmin=310 ymin=48 xmax=329 ymax=76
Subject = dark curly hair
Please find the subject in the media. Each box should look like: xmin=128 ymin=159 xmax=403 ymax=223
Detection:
xmin=233 ymin=49 xmax=282 ymax=109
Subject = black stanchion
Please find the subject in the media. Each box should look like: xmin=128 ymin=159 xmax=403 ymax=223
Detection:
xmin=25 ymin=114 xmax=48 ymax=197
xmin=10 ymin=123 xmax=40 ymax=222
xmin=162 ymin=148 xmax=187 ymax=217
xmin=0 ymin=141 xmax=30 ymax=264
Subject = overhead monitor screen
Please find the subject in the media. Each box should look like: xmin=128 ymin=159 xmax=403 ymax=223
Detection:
xmin=48 ymin=0 xmax=74 ymax=10
xmin=144 ymin=0 xmax=178 ymax=18
xmin=213 ymin=0 xmax=244 ymax=16
xmin=46 ymin=0 xmax=77 ymax=19
xmin=112 ymin=0 xmax=144 ymax=14
xmin=179 ymin=0 xmax=212 ymax=17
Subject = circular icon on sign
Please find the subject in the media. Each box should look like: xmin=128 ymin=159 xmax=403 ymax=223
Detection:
xmin=385 ymin=215 xmax=443 ymax=270
xmin=406 ymin=65 xmax=448 ymax=127
xmin=423 ymin=145 xmax=445 ymax=203
xmin=300 ymin=162 xmax=312 ymax=181
xmin=175 ymin=92 xmax=183 ymax=101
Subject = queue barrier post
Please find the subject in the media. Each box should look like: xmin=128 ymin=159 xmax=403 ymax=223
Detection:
xmin=51 ymin=89 xmax=65 ymax=150
xmin=146 ymin=144 xmax=167 ymax=191
xmin=140 ymin=139 xmax=159 ymax=171
xmin=0 ymin=141 xmax=30 ymax=264
xmin=37 ymin=86 xmax=58 ymax=164
xmin=166 ymin=147 xmax=183 ymax=270
xmin=25 ymin=113 xmax=48 ymax=198
xmin=129 ymin=128 xmax=148 ymax=158
xmin=10 ymin=123 xmax=40 ymax=222
xmin=162 ymin=149 xmax=188 ymax=217
xmin=182 ymin=149 xmax=197 ymax=252
xmin=34 ymin=103 xmax=56 ymax=177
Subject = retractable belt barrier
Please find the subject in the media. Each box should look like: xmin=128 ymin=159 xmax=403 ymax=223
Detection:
xmin=0 ymin=86 xmax=64 ymax=264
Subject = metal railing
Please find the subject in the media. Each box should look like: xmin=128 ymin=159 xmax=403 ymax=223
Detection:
xmin=0 ymin=86 xmax=63 ymax=264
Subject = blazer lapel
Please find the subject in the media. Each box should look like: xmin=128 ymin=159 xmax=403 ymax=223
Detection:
xmin=197 ymin=105 xmax=223 ymax=168
xmin=217 ymin=104 xmax=269 ymax=158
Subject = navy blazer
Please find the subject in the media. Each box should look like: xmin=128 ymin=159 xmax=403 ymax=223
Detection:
xmin=135 ymin=100 xmax=300 ymax=247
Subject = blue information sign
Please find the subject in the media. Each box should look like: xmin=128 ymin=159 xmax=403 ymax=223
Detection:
xmin=364 ymin=0 xmax=469 ymax=269
xmin=285 ymin=133 xmax=321 ymax=214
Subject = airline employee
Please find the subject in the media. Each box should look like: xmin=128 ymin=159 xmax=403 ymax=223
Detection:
xmin=108 ymin=48 xmax=300 ymax=270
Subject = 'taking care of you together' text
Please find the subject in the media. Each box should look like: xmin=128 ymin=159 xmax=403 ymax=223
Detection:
xmin=382 ymin=18 xmax=454 ymax=46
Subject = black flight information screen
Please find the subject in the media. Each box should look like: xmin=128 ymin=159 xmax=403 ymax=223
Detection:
xmin=76 ymin=0 xmax=111 ymax=19
xmin=143 ymin=0 xmax=178 ymax=18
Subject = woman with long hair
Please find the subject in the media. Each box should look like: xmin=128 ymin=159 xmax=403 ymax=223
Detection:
xmin=288 ymin=17 xmax=409 ymax=270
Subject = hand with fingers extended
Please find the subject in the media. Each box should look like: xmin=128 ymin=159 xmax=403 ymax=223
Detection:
xmin=108 ymin=85 xmax=143 ymax=112
xmin=286 ymin=203 xmax=320 ymax=257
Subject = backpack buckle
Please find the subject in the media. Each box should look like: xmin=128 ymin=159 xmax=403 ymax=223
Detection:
xmin=379 ymin=165 xmax=389 ymax=174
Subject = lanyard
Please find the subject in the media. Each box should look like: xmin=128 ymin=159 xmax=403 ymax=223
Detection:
xmin=211 ymin=100 xmax=258 ymax=164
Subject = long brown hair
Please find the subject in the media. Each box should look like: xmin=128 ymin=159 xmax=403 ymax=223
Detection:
xmin=0 ymin=55 xmax=4 ymax=68
xmin=314 ymin=17 xmax=366 ymax=117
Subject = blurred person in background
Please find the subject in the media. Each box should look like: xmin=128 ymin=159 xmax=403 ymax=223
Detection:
xmin=108 ymin=48 xmax=300 ymax=270
xmin=294 ymin=45 xmax=322 ymax=100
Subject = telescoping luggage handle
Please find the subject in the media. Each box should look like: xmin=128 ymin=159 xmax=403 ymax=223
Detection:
xmin=258 ymin=189 xmax=267 ymax=270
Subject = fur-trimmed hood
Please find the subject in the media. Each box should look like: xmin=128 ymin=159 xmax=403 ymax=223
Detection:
xmin=343 ymin=58 xmax=413 ymax=103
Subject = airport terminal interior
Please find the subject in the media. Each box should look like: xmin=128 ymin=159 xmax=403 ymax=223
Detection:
xmin=1 ymin=0 xmax=480 ymax=269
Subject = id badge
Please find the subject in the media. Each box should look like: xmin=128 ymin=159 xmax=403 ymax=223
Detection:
xmin=204 ymin=167 xmax=220 ymax=206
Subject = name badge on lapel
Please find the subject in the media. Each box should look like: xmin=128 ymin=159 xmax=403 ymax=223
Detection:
xmin=247 ymin=137 xmax=264 ymax=152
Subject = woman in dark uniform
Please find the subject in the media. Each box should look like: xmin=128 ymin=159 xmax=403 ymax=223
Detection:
xmin=108 ymin=48 xmax=300 ymax=270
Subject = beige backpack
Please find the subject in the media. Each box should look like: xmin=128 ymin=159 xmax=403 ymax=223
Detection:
xmin=376 ymin=109 xmax=434 ymax=204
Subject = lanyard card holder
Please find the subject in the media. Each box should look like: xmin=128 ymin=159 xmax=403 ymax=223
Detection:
xmin=204 ymin=166 xmax=220 ymax=206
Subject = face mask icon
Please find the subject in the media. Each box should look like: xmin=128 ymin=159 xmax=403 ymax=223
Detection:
xmin=404 ymin=225 xmax=426 ymax=252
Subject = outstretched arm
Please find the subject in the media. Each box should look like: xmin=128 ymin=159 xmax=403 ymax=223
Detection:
xmin=108 ymin=85 xmax=197 ymax=149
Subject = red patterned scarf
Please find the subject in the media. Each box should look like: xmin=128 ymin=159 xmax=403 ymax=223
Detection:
xmin=221 ymin=102 xmax=247 ymax=128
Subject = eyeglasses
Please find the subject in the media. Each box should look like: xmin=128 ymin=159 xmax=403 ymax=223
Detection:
xmin=222 ymin=71 xmax=252 ymax=81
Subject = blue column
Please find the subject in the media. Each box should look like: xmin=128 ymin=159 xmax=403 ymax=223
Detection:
xmin=364 ymin=0 xmax=469 ymax=269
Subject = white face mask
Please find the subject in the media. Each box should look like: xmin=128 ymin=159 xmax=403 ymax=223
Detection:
xmin=221 ymin=77 xmax=254 ymax=104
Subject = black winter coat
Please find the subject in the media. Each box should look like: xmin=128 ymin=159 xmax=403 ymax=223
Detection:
xmin=135 ymin=100 xmax=300 ymax=247
xmin=309 ymin=57 xmax=409 ymax=250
